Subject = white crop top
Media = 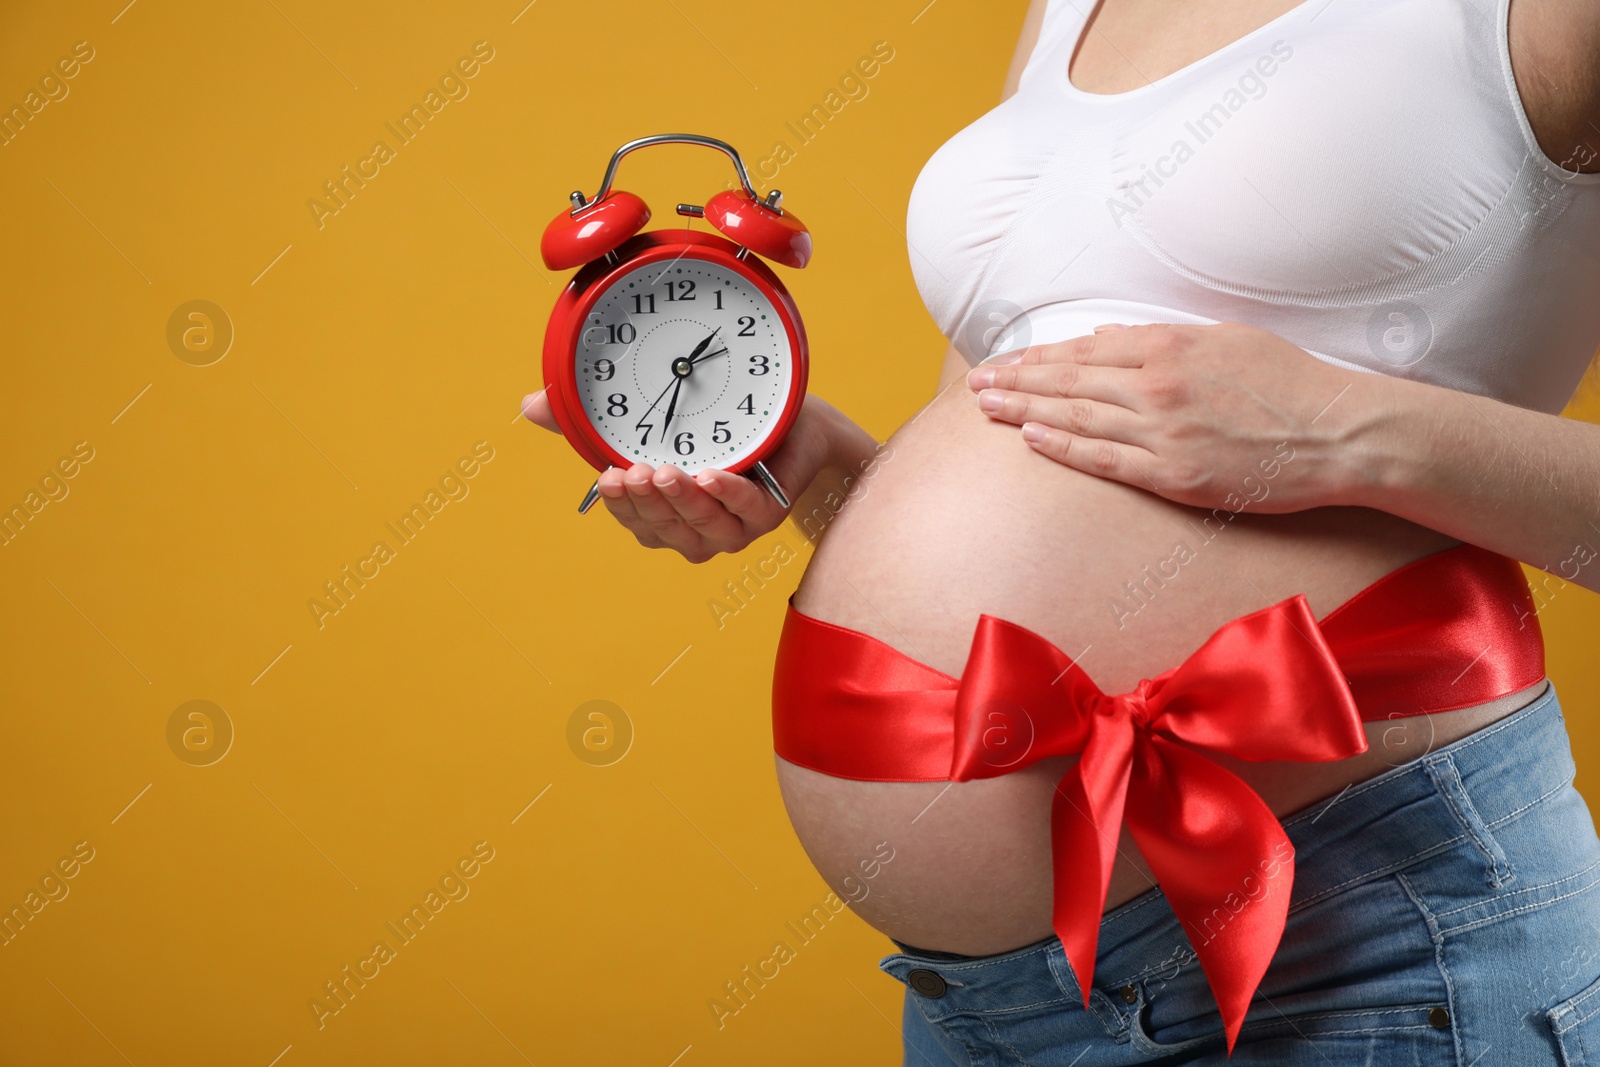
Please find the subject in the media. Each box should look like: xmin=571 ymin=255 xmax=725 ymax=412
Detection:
xmin=906 ymin=0 xmax=1600 ymax=414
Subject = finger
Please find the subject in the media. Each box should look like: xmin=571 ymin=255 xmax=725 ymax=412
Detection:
xmin=969 ymin=361 xmax=1141 ymax=409
xmin=696 ymin=467 xmax=787 ymax=528
xmin=1008 ymin=332 xmax=1147 ymax=370
xmin=595 ymin=473 xmax=666 ymax=549
xmin=595 ymin=465 xmax=672 ymax=549
xmin=618 ymin=462 xmax=706 ymax=546
xmin=1020 ymin=422 xmax=1163 ymax=491
xmin=521 ymin=390 xmax=562 ymax=434
xmin=651 ymin=465 xmax=748 ymax=545
xmin=976 ymin=390 xmax=1149 ymax=443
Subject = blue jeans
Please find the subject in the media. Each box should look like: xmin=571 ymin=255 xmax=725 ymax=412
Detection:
xmin=880 ymin=683 xmax=1600 ymax=1065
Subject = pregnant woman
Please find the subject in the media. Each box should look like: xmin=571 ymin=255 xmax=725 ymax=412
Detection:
xmin=526 ymin=0 xmax=1600 ymax=1062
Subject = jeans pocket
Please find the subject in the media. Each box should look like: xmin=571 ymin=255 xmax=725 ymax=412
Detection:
xmin=1549 ymin=971 xmax=1600 ymax=1066
xmin=1126 ymin=876 xmax=1456 ymax=1061
xmin=1128 ymin=993 xmax=1457 ymax=1063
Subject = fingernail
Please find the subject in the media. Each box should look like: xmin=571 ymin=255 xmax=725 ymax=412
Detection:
xmin=1021 ymin=423 xmax=1047 ymax=443
xmin=968 ymin=367 xmax=995 ymax=388
xmin=521 ymin=392 xmax=540 ymax=418
xmin=598 ymin=480 xmax=625 ymax=498
xmin=977 ymin=389 xmax=1004 ymax=413
xmin=656 ymin=474 xmax=681 ymax=497
xmin=991 ymin=350 xmax=1024 ymax=365
xmin=698 ymin=473 xmax=723 ymax=495
xmin=1093 ymin=323 xmax=1129 ymax=333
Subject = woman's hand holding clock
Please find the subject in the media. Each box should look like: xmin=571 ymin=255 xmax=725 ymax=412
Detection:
xmin=534 ymin=136 xmax=846 ymax=560
xmin=523 ymin=389 xmax=872 ymax=564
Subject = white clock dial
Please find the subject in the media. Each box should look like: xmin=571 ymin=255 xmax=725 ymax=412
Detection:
xmin=574 ymin=256 xmax=796 ymax=471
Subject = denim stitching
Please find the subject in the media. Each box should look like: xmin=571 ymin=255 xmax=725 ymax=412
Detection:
xmin=1128 ymin=1016 xmax=1213 ymax=1056
xmin=1431 ymin=857 xmax=1600 ymax=920
xmin=905 ymin=1001 xmax=977 ymax=1067
xmin=1276 ymin=685 xmax=1557 ymax=833
xmin=1245 ymin=1015 xmax=1440 ymax=1037
xmin=1396 ymin=871 xmax=1467 ymax=1061
xmin=1552 ymin=975 xmax=1600 ymax=1035
xmin=1125 ymin=766 xmax=1569 ymax=964
xmin=1252 ymin=1024 xmax=1437 ymax=1036
xmin=1485 ymin=774 xmax=1575 ymax=828
xmin=1127 ymin=987 xmax=1217 ymax=1057
xmin=1426 ymin=753 xmax=1516 ymax=888
xmin=1396 ymin=871 xmax=1444 ymax=943
xmin=1102 ymin=889 xmax=1173 ymax=928
xmin=1287 ymin=738 xmax=1573 ymax=914
xmin=981 ymin=1016 xmax=1043 ymax=1065
xmin=1085 ymin=988 xmax=1131 ymax=1041
xmin=889 ymin=941 xmax=1055 ymax=974
xmin=1279 ymin=763 xmax=1431 ymax=831
xmin=915 ymin=1007 xmax=980 ymax=1067
xmin=1289 ymin=834 xmax=1467 ymax=913
xmin=1570 ymin=983 xmax=1600 ymax=1026
xmin=1422 ymin=681 xmax=1558 ymax=756
xmin=1135 ymin=1004 xmax=1449 ymax=1054
xmin=948 ymin=995 xmax=1074 ymax=1018
xmin=1437 ymin=871 xmax=1600 ymax=937
xmin=1254 ymin=1006 xmax=1445 ymax=1023
xmin=1113 ymin=945 xmax=1198 ymax=986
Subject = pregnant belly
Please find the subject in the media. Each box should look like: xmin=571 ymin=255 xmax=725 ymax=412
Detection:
xmin=780 ymin=379 xmax=1529 ymax=956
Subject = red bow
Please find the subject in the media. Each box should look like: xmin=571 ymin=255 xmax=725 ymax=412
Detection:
xmin=948 ymin=595 xmax=1369 ymax=1053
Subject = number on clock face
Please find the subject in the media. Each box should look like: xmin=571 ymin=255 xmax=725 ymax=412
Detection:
xmin=574 ymin=258 xmax=795 ymax=471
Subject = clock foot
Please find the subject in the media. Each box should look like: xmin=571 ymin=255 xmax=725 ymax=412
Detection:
xmin=748 ymin=460 xmax=790 ymax=509
xmin=578 ymin=478 xmax=602 ymax=514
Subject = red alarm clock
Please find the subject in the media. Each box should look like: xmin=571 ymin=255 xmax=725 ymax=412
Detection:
xmin=540 ymin=134 xmax=812 ymax=514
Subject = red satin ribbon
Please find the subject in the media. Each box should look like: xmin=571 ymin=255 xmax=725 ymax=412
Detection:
xmin=771 ymin=544 xmax=1545 ymax=1054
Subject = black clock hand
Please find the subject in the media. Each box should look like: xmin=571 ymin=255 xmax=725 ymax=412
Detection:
xmin=662 ymin=338 xmax=729 ymax=439
xmin=636 ymin=327 xmax=721 ymax=430
xmin=654 ymin=346 xmax=726 ymax=441
xmin=685 ymin=326 xmax=721 ymax=363
xmin=636 ymin=373 xmax=679 ymax=434
xmin=660 ymin=374 xmax=685 ymax=445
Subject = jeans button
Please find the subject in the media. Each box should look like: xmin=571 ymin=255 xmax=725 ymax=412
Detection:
xmin=907 ymin=969 xmax=948 ymax=998
xmin=1428 ymin=1006 xmax=1451 ymax=1029
xmin=1119 ymin=984 xmax=1138 ymax=1005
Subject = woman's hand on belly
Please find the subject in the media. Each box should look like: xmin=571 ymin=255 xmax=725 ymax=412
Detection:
xmin=965 ymin=322 xmax=1362 ymax=513
xmin=965 ymin=320 xmax=1600 ymax=594
xmin=520 ymin=390 xmax=879 ymax=563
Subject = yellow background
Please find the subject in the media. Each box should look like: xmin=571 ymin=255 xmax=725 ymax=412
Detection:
xmin=1 ymin=2 xmax=1596 ymax=1064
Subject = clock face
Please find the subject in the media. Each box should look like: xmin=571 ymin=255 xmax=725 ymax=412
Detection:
xmin=572 ymin=254 xmax=798 ymax=472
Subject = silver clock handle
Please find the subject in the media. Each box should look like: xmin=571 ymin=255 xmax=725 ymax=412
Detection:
xmin=581 ymin=463 xmax=787 ymax=512
xmin=577 ymin=473 xmax=607 ymax=514
xmin=570 ymin=133 xmax=781 ymax=215
xmin=748 ymin=460 xmax=790 ymax=509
